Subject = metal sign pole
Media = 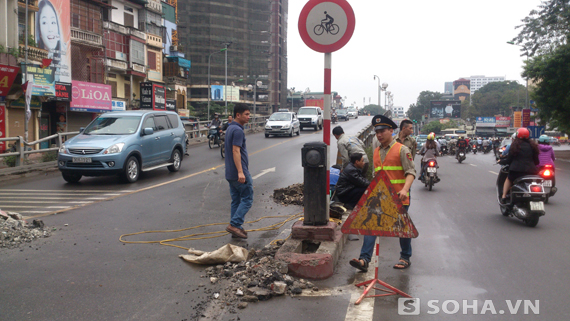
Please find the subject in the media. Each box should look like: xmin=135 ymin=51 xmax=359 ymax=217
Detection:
xmin=324 ymin=52 xmax=331 ymax=217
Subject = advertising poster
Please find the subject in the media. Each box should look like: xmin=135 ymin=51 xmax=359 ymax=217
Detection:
xmin=522 ymin=109 xmax=531 ymax=127
xmin=0 ymin=64 xmax=20 ymax=96
xmin=211 ymin=85 xmax=224 ymax=101
xmin=26 ymin=65 xmax=55 ymax=96
xmin=111 ymin=100 xmax=126 ymax=111
xmin=166 ymin=99 xmax=176 ymax=111
xmin=153 ymin=84 xmax=165 ymax=110
xmin=54 ymin=82 xmax=71 ymax=101
xmin=495 ymin=116 xmax=511 ymax=127
xmin=225 ymin=86 xmax=240 ymax=102
xmin=70 ymin=81 xmax=112 ymax=112
xmin=513 ymin=112 xmax=522 ymax=128
xmin=430 ymin=100 xmax=461 ymax=119
xmin=35 ymin=0 xmax=71 ymax=83
xmin=475 ymin=117 xmax=496 ymax=127
xmin=305 ymin=98 xmax=324 ymax=109
xmin=140 ymin=82 xmax=153 ymax=109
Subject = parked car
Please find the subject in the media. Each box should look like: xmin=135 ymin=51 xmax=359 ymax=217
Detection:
xmin=297 ymin=106 xmax=323 ymax=131
xmin=58 ymin=110 xmax=186 ymax=183
xmin=336 ymin=109 xmax=350 ymax=121
xmin=347 ymin=107 xmax=358 ymax=119
xmin=265 ymin=112 xmax=300 ymax=137
xmin=277 ymin=108 xmax=290 ymax=112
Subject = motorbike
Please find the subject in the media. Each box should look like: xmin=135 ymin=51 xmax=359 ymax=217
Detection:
xmin=457 ymin=149 xmax=466 ymax=163
xmin=496 ymin=164 xmax=546 ymax=227
xmin=483 ymin=145 xmax=492 ymax=154
xmin=472 ymin=143 xmax=478 ymax=154
xmin=449 ymin=145 xmax=456 ymax=156
xmin=220 ymin=132 xmax=226 ymax=158
xmin=538 ymin=164 xmax=557 ymax=203
xmin=421 ymin=159 xmax=439 ymax=191
xmin=440 ymin=145 xmax=448 ymax=155
xmin=331 ymin=113 xmax=338 ymax=124
xmin=208 ymin=127 xmax=222 ymax=149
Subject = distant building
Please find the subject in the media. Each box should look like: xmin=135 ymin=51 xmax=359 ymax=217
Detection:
xmin=444 ymin=82 xmax=453 ymax=95
xmin=453 ymin=78 xmax=470 ymax=101
xmin=392 ymin=106 xmax=405 ymax=118
xmin=469 ymin=75 xmax=505 ymax=94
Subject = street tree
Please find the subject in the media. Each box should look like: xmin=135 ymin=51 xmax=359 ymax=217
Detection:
xmin=407 ymin=91 xmax=444 ymax=122
xmin=362 ymin=104 xmax=385 ymax=115
xmin=470 ymin=81 xmax=527 ymax=117
xmin=420 ymin=120 xmax=459 ymax=134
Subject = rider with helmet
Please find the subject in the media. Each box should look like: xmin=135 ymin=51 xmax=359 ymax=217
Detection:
xmin=456 ymin=135 xmax=468 ymax=159
xmin=419 ymin=133 xmax=440 ymax=181
xmin=538 ymin=135 xmax=556 ymax=168
xmin=498 ymin=128 xmax=540 ymax=203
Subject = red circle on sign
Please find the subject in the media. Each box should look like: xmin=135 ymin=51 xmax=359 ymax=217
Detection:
xmin=298 ymin=0 xmax=355 ymax=53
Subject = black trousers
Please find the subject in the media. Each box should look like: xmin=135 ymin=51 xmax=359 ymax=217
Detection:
xmin=338 ymin=186 xmax=368 ymax=208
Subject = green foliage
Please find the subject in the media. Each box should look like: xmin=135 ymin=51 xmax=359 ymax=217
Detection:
xmin=420 ymin=120 xmax=459 ymax=134
xmin=2 ymin=155 xmax=17 ymax=167
xmin=19 ymin=34 xmax=37 ymax=47
xmin=469 ymin=81 xmax=527 ymax=117
xmin=523 ymin=43 xmax=570 ymax=133
xmin=362 ymin=104 xmax=385 ymax=116
xmin=8 ymin=47 xmax=19 ymax=58
xmin=0 ymin=45 xmax=5 ymax=53
xmin=41 ymin=151 xmax=58 ymax=162
xmin=510 ymin=0 xmax=570 ymax=57
xmin=407 ymin=91 xmax=444 ymax=121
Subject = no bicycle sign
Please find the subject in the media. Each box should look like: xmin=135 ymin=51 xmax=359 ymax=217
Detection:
xmin=298 ymin=0 xmax=355 ymax=53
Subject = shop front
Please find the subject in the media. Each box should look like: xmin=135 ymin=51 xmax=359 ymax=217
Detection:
xmin=68 ymin=80 xmax=112 ymax=130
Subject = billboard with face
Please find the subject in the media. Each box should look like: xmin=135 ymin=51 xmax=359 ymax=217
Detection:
xmin=36 ymin=0 xmax=71 ymax=83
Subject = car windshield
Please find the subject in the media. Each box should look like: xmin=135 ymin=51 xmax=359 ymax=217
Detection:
xmin=83 ymin=116 xmax=142 ymax=135
xmin=298 ymin=108 xmax=317 ymax=115
xmin=337 ymin=109 xmax=347 ymax=114
xmin=269 ymin=113 xmax=291 ymax=121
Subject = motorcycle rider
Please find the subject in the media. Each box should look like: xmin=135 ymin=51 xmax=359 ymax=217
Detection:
xmin=538 ymin=135 xmax=556 ymax=168
xmin=498 ymin=128 xmax=540 ymax=203
xmin=438 ymin=136 xmax=448 ymax=154
xmin=456 ymin=135 xmax=468 ymax=159
xmin=477 ymin=137 xmax=483 ymax=150
xmin=419 ymin=133 xmax=440 ymax=181
xmin=483 ymin=137 xmax=491 ymax=153
xmin=448 ymin=136 xmax=458 ymax=154
xmin=207 ymin=113 xmax=222 ymax=142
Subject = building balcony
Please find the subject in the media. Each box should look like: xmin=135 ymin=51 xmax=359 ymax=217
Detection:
xmin=145 ymin=0 xmax=162 ymax=14
xmin=18 ymin=0 xmax=39 ymax=12
xmin=131 ymin=63 xmax=145 ymax=73
xmin=71 ymin=28 xmax=103 ymax=47
xmin=106 ymin=58 xmax=127 ymax=70
xmin=129 ymin=28 xmax=146 ymax=41
xmin=18 ymin=44 xmax=49 ymax=62
xmin=165 ymin=76 xmax=188 ymax=86
xmin=146 ymin=34 xmax=162 ymax=49
xmin=103 ymin=21 xmax=128 ymax=35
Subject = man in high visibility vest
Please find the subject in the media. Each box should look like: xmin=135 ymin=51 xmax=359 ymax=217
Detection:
xmin=350 ymin=115 xmax=416 ymax=272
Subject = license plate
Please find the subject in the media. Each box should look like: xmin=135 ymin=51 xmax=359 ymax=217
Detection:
xmin=427 ymin=167 xmax=436 ymax=173
xmin=72 ymin=157 xmax=92 ymax=163
xmin=530 ymin=201 xmax=545 ymax=212
xmin=544 ymin=180 xmax=552 ymax=187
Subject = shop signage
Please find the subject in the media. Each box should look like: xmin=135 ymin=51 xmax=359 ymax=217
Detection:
xmin=475 ymin=117 xmax=496 ymax=128
xmin=0 ymin=64 xmax=20 ymax=96
xmin=54 ymin=82 xmax=72 ymax=102
xmin=70 ymin=81 xmax=112 ymax=112
xmin=140 ymin=82 xmax=165 ymax=110
xmin=495 ymin=116 xmax=511 ymax=127
xmin=25 ymin=65 xmax=56 ymax=96
xmin=513 ymin=111 xmax=522 ymax=128
xmin=522 ymin=109 xmax=531 ymax=127
xmin=112 ymin=100 xmax=126 ymax=111
xmin=166 ymin=99 xmax=176 ymax=111
xmin=140 ymin=82 xmax=153 ymax=109
xmin=10 ymin=96 xmax=42 ymax=109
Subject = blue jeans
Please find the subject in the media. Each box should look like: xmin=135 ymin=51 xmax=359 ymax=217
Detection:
xmin=359 ymin=205 xmax=411 ymax=263
xmin=227 ymin=174 xmax=253 ymax=229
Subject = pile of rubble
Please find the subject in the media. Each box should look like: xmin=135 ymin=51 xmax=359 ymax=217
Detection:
xmin=0 ymin=210 xmax=50 ymax=248
xmin=273 ymin=183 xmax=304 ymax=206
xmin=200 ymin=243 xmax=319 ymax=313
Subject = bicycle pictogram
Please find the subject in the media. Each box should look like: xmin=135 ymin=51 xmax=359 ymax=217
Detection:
xmin=314 ymin=11 xmax=339 ymax=35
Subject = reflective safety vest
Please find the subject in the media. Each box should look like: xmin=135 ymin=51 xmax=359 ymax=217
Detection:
xmin=374 ymin=142 xmax=410 ymax=205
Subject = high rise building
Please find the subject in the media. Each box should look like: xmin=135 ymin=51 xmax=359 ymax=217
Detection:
xmin=444 ymin=82 xmax=453 ymax=95
xmin=179 ymin=0 xmax=287 ymax=115
xmin=469 ymin=75 xmax=505 ymax=94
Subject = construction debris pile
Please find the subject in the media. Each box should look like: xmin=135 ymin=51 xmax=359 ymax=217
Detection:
xmin=0 ymin=211 xmax=51 ymax=248
xmin=199 ymin=243 xmax=319 ymax=314
xmin=273 ymin=183 xmax=304 ymax=206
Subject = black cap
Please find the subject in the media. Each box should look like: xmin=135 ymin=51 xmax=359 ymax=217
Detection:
xmin=371 ymin=115 xmax=397 ymax=130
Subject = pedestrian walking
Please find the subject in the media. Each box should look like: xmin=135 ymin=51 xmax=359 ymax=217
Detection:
xmin=224 ymin=104 xmax=252 ymax=239
xmin=349 ymin=115 xmax=416 ymax=272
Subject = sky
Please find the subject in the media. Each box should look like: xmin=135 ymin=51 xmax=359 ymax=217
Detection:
xmin=287 ymin=0 xmax=542 ymax=112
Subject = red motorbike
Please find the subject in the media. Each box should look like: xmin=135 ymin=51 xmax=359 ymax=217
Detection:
xmin=539 ymin=164 xmax=557 ymax=203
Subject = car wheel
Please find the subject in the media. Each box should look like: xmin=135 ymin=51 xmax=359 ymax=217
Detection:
xmin=314 ymin=124 xmax=318 ymax=131
xmin=319 ymin=122 xmax=323 ymax=130
xmin=168 ymin=149 xmax=182 ymax=172
xmin=296 ymin=127 xmax=300 ymax=135
xmin=62 ymin=173 xmax=82 ymax=183
xmin=265 ymin=133 xmax=270 ymax=138
xmin=122 ymin=156 xmax=140 ymax=183
xmin=289 ymin=128 xmax=293 ymax=137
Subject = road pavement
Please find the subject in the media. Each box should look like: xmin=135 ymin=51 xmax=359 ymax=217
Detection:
xmin=2 ymin=118 xmax=570 ymax=320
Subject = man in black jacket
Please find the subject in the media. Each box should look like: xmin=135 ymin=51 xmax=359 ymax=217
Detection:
xmin=335 ymin=153 xmax=370 ymax=208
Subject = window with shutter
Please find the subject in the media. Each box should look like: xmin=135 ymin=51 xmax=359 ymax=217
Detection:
xmin=109 ymin=81 xmax=118 ymax=98
xmin=148 ymin=51 xmax=157 ymax=70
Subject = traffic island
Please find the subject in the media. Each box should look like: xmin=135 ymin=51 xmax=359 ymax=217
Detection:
xmin=275 ymin=222 xmax=347 ymax=280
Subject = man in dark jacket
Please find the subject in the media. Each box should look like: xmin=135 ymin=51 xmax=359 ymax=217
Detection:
xmin=335 ymin=153 xmax=370 ymax=208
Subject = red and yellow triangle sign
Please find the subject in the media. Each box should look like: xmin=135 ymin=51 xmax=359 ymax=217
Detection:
xmin=341 ymin=170 xmax=418 ymax=238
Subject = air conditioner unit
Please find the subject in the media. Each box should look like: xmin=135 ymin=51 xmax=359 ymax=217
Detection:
xmin=170 ymin=45 xmax=177 ymax=52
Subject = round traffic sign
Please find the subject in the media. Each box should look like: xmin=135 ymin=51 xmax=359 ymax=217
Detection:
xmin=298 ymin=0 xmax=355 ymax=53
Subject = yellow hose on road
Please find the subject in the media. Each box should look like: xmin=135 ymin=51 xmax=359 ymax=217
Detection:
xmin=119 ymin=212 xmax=304 ymax=250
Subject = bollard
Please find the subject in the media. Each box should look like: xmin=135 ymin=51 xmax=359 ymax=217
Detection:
xmin=301 ymin=141 xmax=328 ymax=225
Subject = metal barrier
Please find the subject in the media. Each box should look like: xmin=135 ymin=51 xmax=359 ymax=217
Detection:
xmin=184 ymin=116 xmax=270 ymax=139
xmin=0 ymin=132 xmax=79 ymax=168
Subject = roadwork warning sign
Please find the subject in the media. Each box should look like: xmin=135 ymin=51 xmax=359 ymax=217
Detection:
xmin=341 ymin=170 xmax=418 ymax=238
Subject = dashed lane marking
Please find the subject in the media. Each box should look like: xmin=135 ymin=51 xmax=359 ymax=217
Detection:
xmin=469 ymin=164 xmax=477 ymax=167
xmin=489 ymin=171 xmax=498 ymax=175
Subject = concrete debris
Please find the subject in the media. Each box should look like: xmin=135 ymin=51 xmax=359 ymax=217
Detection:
xmin=0 ymin=211 xmax=51 ymax=249
xmin=196 ymin=242 xmax=321 ymax=312
xmin=210 ymin=277 xmax=218 ymax=284
xmin=213 ymin=293 xmax=220 ymax=299
xmin=273 ymin=183 xmax=304 ymax=206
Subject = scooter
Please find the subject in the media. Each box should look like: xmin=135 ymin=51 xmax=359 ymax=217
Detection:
xmin=496 ymin=164 xmax=546 ymax=227
xmin=208 ymin=127 xmax=222 ymax=149
xmin=457 ymin=149 xmax=466 ymax=163
xmin=539 ymin=165 xmax=557 ymax=203
xmin=472 ymin=143 xmax=478 ymax=154
xmin=421 ymin=159 xmax=439 ymax=191
xmin=483 ymin=145 xmax=492 ymax=154
xmin=440 ymin=145 xmax=448 ymax=155
xmin=331 ymin=113 xmax=338 ymax=124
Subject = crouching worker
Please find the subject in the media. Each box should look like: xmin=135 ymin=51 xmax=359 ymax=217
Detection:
xmin=335 ymin=153 xmax=370 ymax=208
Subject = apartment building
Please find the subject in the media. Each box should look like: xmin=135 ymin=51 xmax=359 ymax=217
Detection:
xmin=469 ymin=75 xmax=505 ymax=94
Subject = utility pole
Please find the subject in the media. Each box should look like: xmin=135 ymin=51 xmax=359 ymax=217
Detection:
xmin=223 ymin=42 xmax=232 ymax=117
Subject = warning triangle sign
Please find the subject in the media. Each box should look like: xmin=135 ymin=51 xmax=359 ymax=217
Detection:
xmin=341 ymin=170 xmax=418 ymax=238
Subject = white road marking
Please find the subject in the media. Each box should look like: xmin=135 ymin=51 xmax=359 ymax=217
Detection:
xmin=469 ymin=164 xmax=477 ymax=167
xmin=18 ymin=211 xmax=52 ymax=214
xmin=252 ymin=167 xmax=276 ymax=179
xmin=0 ymin=193 xmax=121 ymax=196
xmin=0 ymin=189 xmax=134 ymax=193
xmin=489 ymin=171 xmax=498 ymax=175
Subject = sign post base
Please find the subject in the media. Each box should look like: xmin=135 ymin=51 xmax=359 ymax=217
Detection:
xmin=355 ymin=278 xmax=412 ymax=305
